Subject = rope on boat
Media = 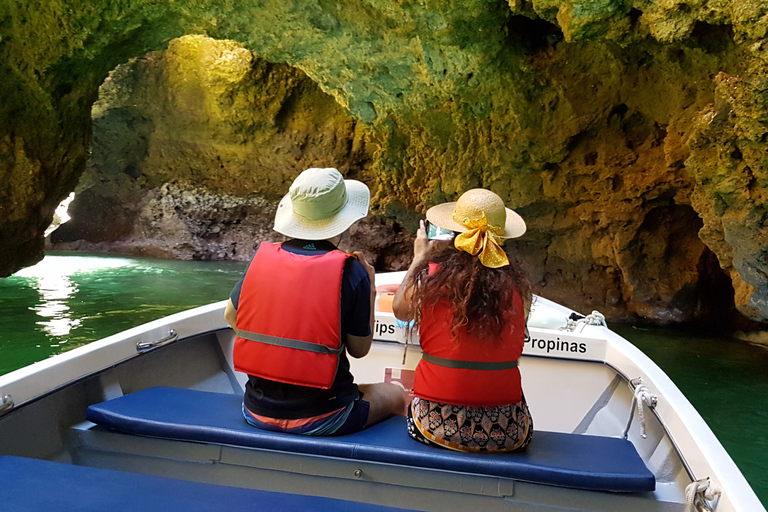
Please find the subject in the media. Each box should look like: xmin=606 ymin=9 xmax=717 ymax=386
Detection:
xmin=560 ymin=311 xmax=607 ymax=332
xmin=623 ymin=378 xmax=657 ymax=439
xmin=685 ymin=477 xmax=721 ymax=512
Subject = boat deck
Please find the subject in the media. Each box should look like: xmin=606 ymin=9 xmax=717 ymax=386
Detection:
xmin=0 ymin=455 xmax=416 ymax=512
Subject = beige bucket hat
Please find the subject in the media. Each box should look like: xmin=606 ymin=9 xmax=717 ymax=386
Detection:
xmin=273 ymin=167 xmax=370 ymax=240
xmin=425 ymin=188 xmax=526 ymax=239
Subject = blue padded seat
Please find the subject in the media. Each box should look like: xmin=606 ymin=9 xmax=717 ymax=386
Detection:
xmin=0 ymin=455 xmax=412 ymax=512
xmin=86 ymin=386 xmax=655 ymax=493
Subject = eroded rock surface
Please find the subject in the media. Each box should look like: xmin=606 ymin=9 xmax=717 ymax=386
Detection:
xmin=50 ymin=35 xmax=370 ymax=261
xmin=3 ymin=1 xmax=768 ymax=326
xmin=688 ymin=72 xmax=768 ymax=322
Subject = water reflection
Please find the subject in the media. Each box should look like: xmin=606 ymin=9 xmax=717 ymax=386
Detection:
xmin=14 ymin=256 xmax=133 ymax=338
xmin=29 ymin=272 xmax=80 ymax=337
xmin=1 ymin=253 xmax=245 ymax=377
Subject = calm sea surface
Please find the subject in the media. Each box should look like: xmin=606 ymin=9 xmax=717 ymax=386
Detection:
xmin=0 ymin=253 xmax=766 ymax=506
xmin=0 ymin=253 xmax=246 ymax=375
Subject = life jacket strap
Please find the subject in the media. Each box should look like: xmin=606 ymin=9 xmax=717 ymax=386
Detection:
xmin=236 ymin=329 xmax=344 ymax=355
xmin=422 ymin=352 xmax=518 ymax=370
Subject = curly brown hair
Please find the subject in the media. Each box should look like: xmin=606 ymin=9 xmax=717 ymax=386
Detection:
xmin=405 ymin=243 xmax=532 ymax=342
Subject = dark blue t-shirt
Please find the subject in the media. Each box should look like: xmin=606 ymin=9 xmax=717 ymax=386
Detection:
xmin=230 ymin=239 xmax=372 ymax=419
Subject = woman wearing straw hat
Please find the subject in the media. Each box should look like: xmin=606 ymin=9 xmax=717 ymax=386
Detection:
xmin=224 ymin=167 xmax=406 ymax=436
xmin=392 ymin=189 xmax=534 ymax=452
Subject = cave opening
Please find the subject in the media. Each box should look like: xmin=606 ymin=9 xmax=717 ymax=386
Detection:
xmin=634 ymin=202 xmax=760 ymax=332
xmin=44 ymin=192 xmax=75 ymax=238
xmin=505 ymin=15 xmax=564 ymax=55
xmin=608 ymin=103 xmax=628 ymax=121
xmin=694 ymin=247 xmax=768 ymax=334
xmin=50 ymin=35 xmax=370 ymax=262
xmin=687 ymin=21 xmax=735 ymax=54
xmin=626 ymin=203 xmax=742 ymax=330
xmin=693 ymin=246 xmax=737 ymax=332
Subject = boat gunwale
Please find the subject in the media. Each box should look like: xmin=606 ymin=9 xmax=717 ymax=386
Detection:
xmin=0 ymin=301 xmax=230 ymax=410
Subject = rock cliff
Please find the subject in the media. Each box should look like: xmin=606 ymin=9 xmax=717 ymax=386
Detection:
xmin=2 ymin=0 xmax=768 ymax=326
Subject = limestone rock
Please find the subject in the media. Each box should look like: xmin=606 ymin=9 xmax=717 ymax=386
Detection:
xmin=687 ymin=71 xmax=768 ymax=321
xmin=3 ymin=1 xmax=768 ymax=327
xmin=51 ymin=35 xmax=375 ymax=261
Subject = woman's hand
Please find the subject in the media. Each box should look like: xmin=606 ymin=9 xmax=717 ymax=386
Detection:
xmin=393 ymin=220 xmax=435 ymax=321
xmin=413 ymin=220 xmax=435 ymax=264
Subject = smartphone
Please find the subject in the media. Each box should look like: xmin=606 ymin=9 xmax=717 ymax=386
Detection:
xmin=425 ymin=221 xmax=456 ymax=241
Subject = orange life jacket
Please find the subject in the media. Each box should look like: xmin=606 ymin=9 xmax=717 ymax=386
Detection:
xmin=413 ymin=263 xmax=526 ymax=406
xmin=232 ymin=242 xmax=349 ymax=389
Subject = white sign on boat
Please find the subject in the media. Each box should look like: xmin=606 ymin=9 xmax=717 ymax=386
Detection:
xmin=524 ymin=327 xmax=607 ymax=361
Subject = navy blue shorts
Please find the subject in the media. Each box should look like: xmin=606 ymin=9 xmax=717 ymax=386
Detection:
xmin=331 ymin=396 xmax=370 ymax=436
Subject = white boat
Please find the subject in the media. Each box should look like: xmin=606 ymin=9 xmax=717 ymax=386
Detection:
xmin=0 ymin=271 xmax=763 ymax=512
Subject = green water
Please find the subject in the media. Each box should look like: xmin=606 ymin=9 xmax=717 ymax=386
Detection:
xmin=0 ymin=253 xmax=766 ymax=506
xmin=0 ymin=253 xmax=245 ymax=375
xmin=614 ymin=325 xmax=768 ymax=507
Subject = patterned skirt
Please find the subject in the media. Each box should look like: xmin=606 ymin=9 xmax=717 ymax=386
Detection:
xmin=406 ymin=396 xmax=533 ymax=453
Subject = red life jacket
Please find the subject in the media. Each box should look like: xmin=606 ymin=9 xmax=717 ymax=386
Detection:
xmin=413 ymin=263 xmax=526 ymax=406
xmin=232 ymin=242 xmax=349 ymax=389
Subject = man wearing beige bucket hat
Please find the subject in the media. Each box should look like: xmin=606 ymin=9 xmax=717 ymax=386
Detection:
xmin=393 ymin=188 xmax=534 ymax=452
xmin=224 ymin=168 xmax=406 ymax=435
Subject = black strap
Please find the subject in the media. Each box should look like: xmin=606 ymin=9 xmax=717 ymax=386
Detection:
xmin=422 ymin=352 xmax=518 ymax=370
xmin=236 ymin=329 xmax=343 ymax=355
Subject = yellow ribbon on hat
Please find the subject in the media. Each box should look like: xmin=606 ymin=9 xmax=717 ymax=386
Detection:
xmin=452 ymin=212 xmax=509 ymax=268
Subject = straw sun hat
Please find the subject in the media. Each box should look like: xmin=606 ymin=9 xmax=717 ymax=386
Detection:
xmin=273 ymin=167 xmax=370 ymax=240
xmin=425 ymin=188 xmax=526 ymax=239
